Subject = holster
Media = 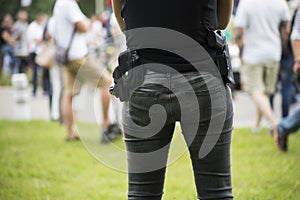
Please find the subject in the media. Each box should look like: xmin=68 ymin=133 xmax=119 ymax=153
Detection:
xmin=208 ymin=30 xmax=235 ymax=85
xmin=110 ymin=50 xmax=144 ymax=102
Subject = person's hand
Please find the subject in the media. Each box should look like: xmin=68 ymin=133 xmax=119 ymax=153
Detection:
xmin=84 ymin=18 xmax=91 ymax=28
xmin=35 ymin=38 xmax=43 ymax=45
xmin=293 ymin=61 xmax=300 ymax=74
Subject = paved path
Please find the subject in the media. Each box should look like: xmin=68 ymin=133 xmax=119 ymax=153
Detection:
xmin=0 ymin=86 xmax=286 ymax=128
xmin=0 ymin=87 xmax=50 ymax=120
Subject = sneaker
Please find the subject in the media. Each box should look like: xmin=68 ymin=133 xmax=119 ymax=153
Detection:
xmin=101 ymin=124 xmax=122 ymax=144
xmin=273 ymin=125 xmax=288 ymax=152
xmin=276 ymin=135 xmax=288 ymax=152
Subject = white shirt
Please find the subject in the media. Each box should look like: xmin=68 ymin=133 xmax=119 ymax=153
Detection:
xmin=26 ymin=20 xmax=44 ymax=54
xmin=13 ymin=21 xmax=29 ymax=56
xmin=291 ymin=5 xmax=300 ymax=40
xmin=53 ymin=0 xmax=88 ymax=60
xmin=235 ymin=0 xmax=290 ymax=64
xmin=47 ymin=17 xmax=55 ymax=38
xmin=86 ymin=20 xmax=105 ymax=50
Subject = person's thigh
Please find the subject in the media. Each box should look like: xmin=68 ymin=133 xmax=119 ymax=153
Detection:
xmin=179 ymin=72 xmax=234 ymax=199
xmin=79 ymin=56 xmax=112 ymax=88
xmin=243 ymin=63 xmax=265 ymax=94
xmin=63 ymin=59 xmax=82 ymax=96
xmin=264 ymin=61 xmax=279 ymax=95
xmin=123 ymin=79 xmax=175 ymax=199
xmin=124 ymin=122 xmax=175 ymax=200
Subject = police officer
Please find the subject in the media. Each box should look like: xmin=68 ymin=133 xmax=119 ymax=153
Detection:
xmin=112 ymin=0 xmax=234 ymax=199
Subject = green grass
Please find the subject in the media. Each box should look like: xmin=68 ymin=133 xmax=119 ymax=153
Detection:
xmin=0 ymin=75 xmax=12 ymax=86
xmin=0 ymin=121 xmax=299 ymax=200
xmin=0 ymin=71 xmax=33 ymax=87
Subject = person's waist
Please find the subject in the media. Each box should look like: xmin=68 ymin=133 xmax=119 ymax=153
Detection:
xmin=125 ymin=20 xmax=213 ymax=35
xmin=135 ymin=48 xmax=216 ymax=73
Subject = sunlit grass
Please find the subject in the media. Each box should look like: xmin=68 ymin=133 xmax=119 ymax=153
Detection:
xmin=0 ymin=121 xmax=299 ymax=199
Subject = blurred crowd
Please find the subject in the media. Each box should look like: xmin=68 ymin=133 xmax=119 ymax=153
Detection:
xmin=0 ymin=2 xmax=123 ymax=121
xmin=230 ymin=0 xmax=300 ymax=151
xmin=226 ymin=0 xmax=300 ymax=116
xmin=0 ymin=8 xmax=121 ymax=77
xmin=1 ymin=0 xmax=300 ymax=150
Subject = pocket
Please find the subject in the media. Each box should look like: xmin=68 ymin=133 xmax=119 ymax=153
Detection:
xmin=128 ymin=88 xmax=160 ymax=127
xmin=182 ymin=73 xmax=222 ymax=95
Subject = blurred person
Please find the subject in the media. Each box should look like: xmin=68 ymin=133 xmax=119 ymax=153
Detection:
xmin=109 ymin=13 xmax=124 ymax=47
xmin=26 ymin=13 xmax=48 ymax=96
xmin=40 ymin=3 xmax=63 ymax=122
xmin=292 ymin=5 xmax=300 ymax=75
xmin=106 ymin=0 xmax=113 ymax=12
xmin=99 ymin=10 xmax=113 ymax=42
xmin=113 ymin=0 xmax=234 ymax=199
xmin=278 ymin=2 xmax=299 ymax=118
xmin=47 ymin=19 xmax=62 ymax=122
xmin=107 ymin=13 xmax=126 ymax=66
xmin=86 ymin=14 xmax=106 ymax=59
xmin=274 ymin=3 xmax=300 ymax=151
xmin=0 ymin=13 xmax=17 ymax=75
xmin=232 ymin=0 xmax=240 ymax=16
xmin=274 ymin=105 xmax=300 ymax=152
xmin=13 ymin=10 xmax=29 ymax=73
xmin=53 ymin=0 xmax=121 ymax=142
xmin=106 ymin=14 xmax=126 ymax=126
xmin=234 ymin=0 xmax=290 ymax=133
xmin=39 ymin=16 xmax=57 ymax=121
xmin=273 ymin=3 xmax=300 ymax=152
xmin=270 ymin=0 xmax=299 ymax=118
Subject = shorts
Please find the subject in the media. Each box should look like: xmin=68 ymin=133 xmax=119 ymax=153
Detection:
xmin=241 ymin=61 xmax=279 ymax=95
xmin=62 ymin=56 xmax=111 ymax=96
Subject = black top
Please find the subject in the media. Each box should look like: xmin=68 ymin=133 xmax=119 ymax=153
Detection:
xmin=0 ymin=25 xmax=14 ymax=47
xmin=122 ymin=0 xmax=217 ymax=41
xmin=0 ymin=27 xmax=7 ymax=46
xmin=121 ymin=0 xmax=218 ymax=71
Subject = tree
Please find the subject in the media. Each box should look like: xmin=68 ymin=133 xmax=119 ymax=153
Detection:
xmin=0 ymin=0 xmax=96 ymax=22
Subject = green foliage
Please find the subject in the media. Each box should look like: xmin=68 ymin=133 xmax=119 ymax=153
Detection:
xmin=0 ymin=121 xmax=299 ymax=199
xmin=0 ymin=0 xmax=21 ymax=20
xmin=0 ymin=0 xmax=97 ymax=22
xmin=0 ymin=74 xmax=12 ymax=86
xmin=79 ymin=0 xmax=96 ymax=17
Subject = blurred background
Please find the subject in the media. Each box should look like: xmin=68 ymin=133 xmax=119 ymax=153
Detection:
xmin=0 ymin=0 xmax=299 ymax=199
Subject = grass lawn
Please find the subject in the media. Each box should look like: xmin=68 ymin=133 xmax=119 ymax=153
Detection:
xmin=0 ymin=120 xmax=299 ymax=200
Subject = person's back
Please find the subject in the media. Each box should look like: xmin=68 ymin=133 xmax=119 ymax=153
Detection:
xmin=122 ymin=0 xmax=224 ymax=72
xmin=53 ymin=0 xmax=88 ymax=61
xmin=235 ymin=0 xmax=290 ymax=64
xmin=123 ymin=0 xmax=216 ymax=27
xmin=123 ymin=0 xmax=217 ymax=44
xmin=112 ymin=0 xmax=234 ymax=199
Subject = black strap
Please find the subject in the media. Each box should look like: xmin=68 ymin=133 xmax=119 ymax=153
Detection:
xmin=53 ymin=0 xmax=75 ymax=58
xmin=65 ymin=28 xmax=75 ymax=59
xmin=42 ymin=20 xmax=49 ymax=41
